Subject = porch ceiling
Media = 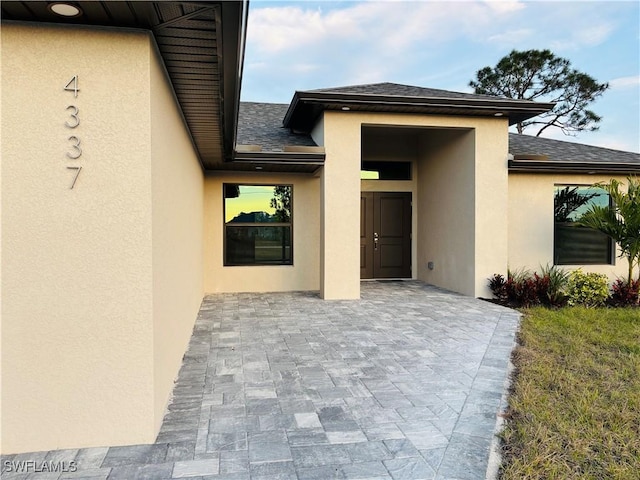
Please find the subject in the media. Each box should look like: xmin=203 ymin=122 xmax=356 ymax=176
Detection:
xmin=2 ymin=0 xmax=247 ymax=170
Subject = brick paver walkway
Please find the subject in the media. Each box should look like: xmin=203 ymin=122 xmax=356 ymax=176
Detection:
xmin=2 ymin=281 xmax=519 ymax=480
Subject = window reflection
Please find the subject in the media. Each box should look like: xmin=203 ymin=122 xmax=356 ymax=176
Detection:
xmin=554 ymin=185 xmax=613 ymax=265
xmin=224 ymin=185 xmax=293 ymax=266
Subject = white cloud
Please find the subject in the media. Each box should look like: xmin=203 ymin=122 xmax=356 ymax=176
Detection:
xmin=610 ymin=75 xmax=640 ymax=89
xmin=290 ymin=63 xmax=322 ymax=74
xmin=247 ymin=1 xmax=525 ymax=57
xmin=244 ymin=0 xmax=537 ymax=99
xmin=482 ymin=0 xmax=525 ymax=14
xmin=550 ymin=22 xmax=614 ymax=51
xmin=242 ymin=1 xmax=639 ymax=154
xmin=486 ymin=28 xmax=534 ymax=44
xmin=247 ymin=7 xmax=330 ymax=54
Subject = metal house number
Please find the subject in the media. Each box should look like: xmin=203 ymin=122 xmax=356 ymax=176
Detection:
xmin=64 ymin=75 xmax=82 ymax=188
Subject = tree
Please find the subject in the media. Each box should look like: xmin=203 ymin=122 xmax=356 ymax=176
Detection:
xmin=578 ymin=177 xmax=640 ymax=284
xmin=470 ymin=49 xmax=609 ymax=136
xmin=554 ymin=186 xmax=597 ymax=223
xmin=270 ymin=186 xmax=291 ymax=222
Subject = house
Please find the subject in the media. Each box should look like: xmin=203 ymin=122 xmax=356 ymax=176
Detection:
xmin=1 ymin=0 xmax=638 ymax=454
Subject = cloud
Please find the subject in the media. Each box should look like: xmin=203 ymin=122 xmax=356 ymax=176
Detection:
xmin=610 ymin=75 xmax=640 ymax=89
xmin=244 ymin=0 xmax=533 ymax=95
xmin=242 ymin=1 xmax=638 ymax=150
xmin=483 ymin=0 xmax=525 ymax=14
xmin=246 ymin=1 xmax=525 ymax=57
xmin=550 ymin=23 xmax=614 ymax=51
xmin=486 ymin=28 xmax=534 ymax=44
xmin=247 ymin=7 xmax=324 ymax=54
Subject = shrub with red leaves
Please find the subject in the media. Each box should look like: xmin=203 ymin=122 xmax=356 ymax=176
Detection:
xmin=609 ymin=279 xmax=640 ymax=307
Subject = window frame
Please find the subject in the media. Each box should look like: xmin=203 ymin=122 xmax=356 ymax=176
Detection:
xmin=360 ymin=161 xmax=412 ymax=180
xmin=553 ymin=184 xmax=615 ymax=266
xmin=223 ymin=183 xmax=293 ymax=267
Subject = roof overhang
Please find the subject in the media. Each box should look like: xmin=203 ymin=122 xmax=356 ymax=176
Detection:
xmin=283 ymin=90 xmax=554 ymax=133
xmin=231 ymin=146 xmax=325 ymax=174
xmin=2 ymin=0 xmax=248 ymax=170
xmin=509 ymin=158 xmax=640 ymax=175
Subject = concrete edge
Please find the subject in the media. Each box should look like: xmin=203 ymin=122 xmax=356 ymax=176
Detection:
xmin=486 ymin=311 xmax=520 ymax=480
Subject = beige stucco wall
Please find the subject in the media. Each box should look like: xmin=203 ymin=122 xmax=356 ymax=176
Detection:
xmin=1 ymin=24 xmax=203 ymax=453
xmin=508 ymin=173 xmax=630 ymax=280
xmin=320 ymin=112 xmax=362 ymax=299
xmin=415 ymin=119 xmax=509 ymax=298
xmin=314 ymin=111 xmax=508 ymax=298
xmin=203 ymin=173 xmax=320 ymax=293
xmin=149 ymin=43 xmax=204 ymax=431
xmin=417 ymin=129 xmax=477 ymax=295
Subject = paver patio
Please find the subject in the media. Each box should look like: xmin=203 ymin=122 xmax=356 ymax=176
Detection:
xmin=1 ymin=281 xmax=519 ymax=480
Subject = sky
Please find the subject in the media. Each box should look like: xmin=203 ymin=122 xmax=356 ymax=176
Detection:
xmin=240 ymin=0 xmax=640 ymax=153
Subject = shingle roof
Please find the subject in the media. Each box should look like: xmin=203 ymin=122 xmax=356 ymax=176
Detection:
xmin=236 ymin=100 xmax=639 ymax=172
xmin=285 ymin=82 xmax=553 ymax=132
xmin=237 ymin=102 xmax=317 ymax=152
xmin=309 ymin=82 xmax=511 ymax=102
xmin=509 ymin=133 xmax=640 ymax=164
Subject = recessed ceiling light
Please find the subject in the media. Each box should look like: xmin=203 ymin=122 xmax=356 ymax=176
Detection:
xmin=49 ymin=3 xmax=82 ymax=17
xmin=255 ymin=166 xmax=263 ymax=170
xmin=341 ymin=106 xmax=351 ymax=111
xmin=494 ymin=112 xmax=504 ymax=117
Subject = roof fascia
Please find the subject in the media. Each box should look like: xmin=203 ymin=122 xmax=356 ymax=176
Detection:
xmin=232 ymin=151 xmax=325 ymax=165
xmin=508 ymin=159 xmax=640 ymax=174
xmin=283 ymin=90 xmax=554 ymax=130
xmin=220 ymin=0 xmax=249 ymax=162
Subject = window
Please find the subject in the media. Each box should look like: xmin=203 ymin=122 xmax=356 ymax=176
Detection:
xmin=224 ymin=184 xmax=292 ymax=266
xmin=554 ymin=185 xmax=614 ymax=265
xmin=361 ymin=161 xmax=411 ymax=180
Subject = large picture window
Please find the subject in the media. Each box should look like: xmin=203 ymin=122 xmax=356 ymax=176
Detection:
xmin=224 ymin=184 xmax=292 ymax=266
xmin=554 ymin=185 xmax=614 ymax=265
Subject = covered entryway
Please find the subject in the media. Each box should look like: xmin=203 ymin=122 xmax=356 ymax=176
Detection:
xmin=360 ymin=192 xmax=411 ymax=279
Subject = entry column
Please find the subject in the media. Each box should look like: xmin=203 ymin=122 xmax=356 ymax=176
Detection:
xmin=320 ymin=112 xmax=361 ymax=299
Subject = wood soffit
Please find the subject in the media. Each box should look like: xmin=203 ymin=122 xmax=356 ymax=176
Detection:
xmin=2 ymin=0 xmax=247 ymax=170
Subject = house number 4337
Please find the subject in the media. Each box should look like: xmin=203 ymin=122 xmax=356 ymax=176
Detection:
xmin=64 ymin=75 xmax=83 ymax=188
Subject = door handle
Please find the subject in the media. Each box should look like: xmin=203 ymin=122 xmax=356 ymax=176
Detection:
xmin=374 ymin=232 xmax=379 ymax=250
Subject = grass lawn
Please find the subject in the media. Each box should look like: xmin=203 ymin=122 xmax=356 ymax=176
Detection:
xmin=500 ymin=307 xmax=640 ymax=480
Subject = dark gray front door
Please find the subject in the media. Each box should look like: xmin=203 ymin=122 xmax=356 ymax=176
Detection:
xmin=360 ymin=192 xmax=411 ymax=279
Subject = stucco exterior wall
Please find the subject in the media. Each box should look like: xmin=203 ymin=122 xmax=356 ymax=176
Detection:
xmin=417 ymin=129 xmax=476 ymax=295
xmin=508 ymin=173 xmax=630 ymax=280
xmin=415 ymin=118 xmax=508 ymax=298
xmin=1 ymin=24 xmax=204 ymax=454
xmin=203 ymin=173 xmax=320 ymax=293
xmin=321 ymin=112 xmax=362 ymax=299
xmin=1 ymin=24 xmax=154 ymax=453
xmin=149 ymin=44 xmax=204 ymax=431
xmin=472 ymin=121 xmax=510 ymax=297
xmin=315 ymin=111 xmax=508 ymax=298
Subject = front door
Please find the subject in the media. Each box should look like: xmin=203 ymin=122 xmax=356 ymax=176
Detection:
xmin=360 ymin=192 xmax=411 ymax=279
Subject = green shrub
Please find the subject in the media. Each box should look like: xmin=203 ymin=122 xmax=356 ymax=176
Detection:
xmin=539 ymin=264 xmax=569 ymax=307
xmin=489 ymin=265 xmax=569 ymax=308
xmin=567 ymin=269 xmax=609 ymax=307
